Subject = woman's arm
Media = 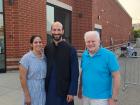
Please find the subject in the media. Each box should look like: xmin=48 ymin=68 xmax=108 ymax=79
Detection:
xmin=19 ymin=65 xmax=31 ymax=105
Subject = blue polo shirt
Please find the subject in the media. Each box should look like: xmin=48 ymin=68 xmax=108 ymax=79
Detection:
xmin=81 ymin=47 xmax=120 ymax=99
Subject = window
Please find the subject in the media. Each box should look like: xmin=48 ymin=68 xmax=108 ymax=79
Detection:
xmin=46 ymin=3 xmax=71 ymax=44
xmin=0 ymin=0 xmax=6 ymax=73
xmin=46 ymin=5 xmax=54 ymax=44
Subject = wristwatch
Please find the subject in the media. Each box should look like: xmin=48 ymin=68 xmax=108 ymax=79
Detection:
xmin=113 ymin=98 xmax=118 ymax=102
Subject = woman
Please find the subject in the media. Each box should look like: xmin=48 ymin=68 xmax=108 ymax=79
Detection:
xmin=19 ymin=35 xmax=47 ymax=105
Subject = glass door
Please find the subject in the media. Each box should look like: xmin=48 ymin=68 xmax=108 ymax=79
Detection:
xmin=0 ymin=0 xmax=6 ymax=73
xmin=46 ymin=5 xmax=54 ymax=44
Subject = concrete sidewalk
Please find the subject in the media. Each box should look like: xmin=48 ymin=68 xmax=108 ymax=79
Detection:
xmin=0 ymin=71 xmax=21 ymax=105
xmin=1 ymin=54 xmax=140 ymax=105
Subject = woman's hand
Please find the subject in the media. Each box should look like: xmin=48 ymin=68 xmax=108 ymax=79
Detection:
xmin=25 ymin=94 xmax=31 ymax=105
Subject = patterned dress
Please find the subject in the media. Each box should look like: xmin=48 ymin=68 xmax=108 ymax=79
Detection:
xmin=20 ymin=51 xmax=47 ymax=105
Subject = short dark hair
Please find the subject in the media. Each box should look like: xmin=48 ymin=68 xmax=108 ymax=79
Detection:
xmin=128 ymin=42 xmax=130 ymax=46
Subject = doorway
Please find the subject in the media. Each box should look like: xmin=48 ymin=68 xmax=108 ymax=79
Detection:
xmin=0 ymin=0 xmax=6 ymax=73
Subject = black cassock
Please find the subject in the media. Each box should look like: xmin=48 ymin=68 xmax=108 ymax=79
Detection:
xmin=46 ymin=43 xmax=79 ymax=105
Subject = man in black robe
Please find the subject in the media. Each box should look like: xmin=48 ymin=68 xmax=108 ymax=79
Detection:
xmin=44 ymin=21 xmax=79 ymax=105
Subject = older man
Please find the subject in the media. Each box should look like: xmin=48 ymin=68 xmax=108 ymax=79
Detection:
xmin=78 ymin=31 xmax=120 ymax=105
xmin=44 ymin=21 xmax=79 ymax=105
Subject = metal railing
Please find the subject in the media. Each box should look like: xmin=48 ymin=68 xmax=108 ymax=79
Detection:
xmin=122 ymin=56 xmax=140 ymax=91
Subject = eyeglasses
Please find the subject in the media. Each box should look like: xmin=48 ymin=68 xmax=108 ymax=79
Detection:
xmin=33 ymin=41 xmax=42 ymax=44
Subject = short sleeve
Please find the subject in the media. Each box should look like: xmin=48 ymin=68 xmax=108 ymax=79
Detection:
xmin=19 ymin=55 xmax=29 ymax=71
xmin=108 ymin=52 xmax=120 ymax=72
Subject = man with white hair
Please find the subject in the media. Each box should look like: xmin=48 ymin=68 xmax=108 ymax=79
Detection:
xmin=78 ymin=31 xmax=120 ymax=105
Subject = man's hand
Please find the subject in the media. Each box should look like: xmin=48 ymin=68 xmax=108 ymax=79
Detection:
xmin=67 ymin=95 xmax=74 ymax=103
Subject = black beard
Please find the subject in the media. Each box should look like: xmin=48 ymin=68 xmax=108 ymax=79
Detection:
xmin=52 ymin=34 xmax=62 ymax=42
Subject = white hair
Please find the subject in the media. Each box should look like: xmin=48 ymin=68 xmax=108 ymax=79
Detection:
xmin=84 ymin=31 xmax=100 ymax=41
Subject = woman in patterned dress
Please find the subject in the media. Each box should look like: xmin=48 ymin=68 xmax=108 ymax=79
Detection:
xmin=19 ymin=35 xmax=47 ymax=105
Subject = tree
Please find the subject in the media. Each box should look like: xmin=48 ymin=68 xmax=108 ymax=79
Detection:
xmin=133 ymin=29 xmax=140 ymax=39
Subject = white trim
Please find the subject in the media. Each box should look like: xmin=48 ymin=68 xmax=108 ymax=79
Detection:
xmin=6 ymin=58 xmax=20 ymax=62
xmin=7 ymin=65 xmax=18 ymax=69
xmin=47 ymin=0 xmax=72 ymax=11
xmin=94 ymin=24 xmax=102 ymax=29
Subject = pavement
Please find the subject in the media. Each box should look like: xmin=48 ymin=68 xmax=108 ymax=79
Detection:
xmin=1 ymin=48 xmax=140 ymax=105
xmin=0 ymin=71 xmax=21 ymax=105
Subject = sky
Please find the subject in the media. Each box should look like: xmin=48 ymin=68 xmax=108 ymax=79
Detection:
xmin=118 ymin=0 xmax=140 ymax=24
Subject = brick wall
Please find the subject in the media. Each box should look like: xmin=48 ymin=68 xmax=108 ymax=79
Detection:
xmin=58 ymin=0 xmax=73 ymax=5
xmin=4 ymin=0 xmax=132 ymax=70
xmin=72 ymin=0 xmax=92 ymax=49
xmin=58 ymin=0 xmax=132 ymax=49
xmin=55 ymin=0 xmax=92 ymax=50
xmin=92 ymin=0 xmax=132 ymax=47
xmin=4 ymin=0 xmax=46 ymax=70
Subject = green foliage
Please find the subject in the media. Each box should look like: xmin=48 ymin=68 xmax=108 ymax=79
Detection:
xmin=133 ymin=29 xmax=140 ymax=39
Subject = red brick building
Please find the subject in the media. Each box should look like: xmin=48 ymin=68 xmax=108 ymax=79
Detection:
xmin=0 ymin=0 xmax=132 ymax=72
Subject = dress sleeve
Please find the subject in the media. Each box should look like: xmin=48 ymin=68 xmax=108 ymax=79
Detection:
xmin=19 ymin=54 xmax=29 ymax=71
xmin=68 ymin=47 xmax=79 ymax=95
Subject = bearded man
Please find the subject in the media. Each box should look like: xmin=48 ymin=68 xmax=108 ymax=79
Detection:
xmin=44 ymin=21 xmax=79 ymax=105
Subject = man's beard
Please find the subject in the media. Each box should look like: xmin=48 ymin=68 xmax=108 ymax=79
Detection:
xmin=52 ymin=34 xmax=62 ymax=42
